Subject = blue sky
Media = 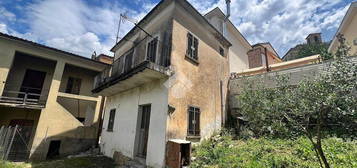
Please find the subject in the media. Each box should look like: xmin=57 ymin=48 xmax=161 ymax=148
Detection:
xmin=0 ymin=0 xmax=354 ymax=57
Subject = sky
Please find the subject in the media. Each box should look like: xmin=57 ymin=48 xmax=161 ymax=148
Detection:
xmin=0 ymin=0 xmax=354 ymax=57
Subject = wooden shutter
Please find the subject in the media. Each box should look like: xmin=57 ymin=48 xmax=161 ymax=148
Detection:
xmin=188 ymin=107 xmax=194 ymax=135
xmin=188 ymin=106 xmax=200 ymax=136
xmin=147 ymin=37 xmax=158 ymax=63
xmin=186 ymin=33 xmax=193 ymax=57
xmin=193 ymin=37 xmax=199 ymax=60
xmin=107 ymin=109 xmax=116 ymax=131
xmin=194 ymin=108 xmax=200 ymax=135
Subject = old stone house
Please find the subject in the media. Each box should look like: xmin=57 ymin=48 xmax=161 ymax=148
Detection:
xmin=0 ymin=32 xmax=109 ymax=161
xmin=91 ymin=0 xmax=257 ymax=167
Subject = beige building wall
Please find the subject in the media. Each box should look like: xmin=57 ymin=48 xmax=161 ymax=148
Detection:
xmin=205 ymin=11 xmax=251 ymax=73
xmin=0 ymin=37 xmax=106 ymax=160
xmin=329 ymin=3 xmax=357 ymax=55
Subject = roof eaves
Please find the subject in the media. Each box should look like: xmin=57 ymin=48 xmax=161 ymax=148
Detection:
xmin=205 ymin=7 xmax=252 ymax=48
xmin=0 ymin=32 xmax=110 ymax=66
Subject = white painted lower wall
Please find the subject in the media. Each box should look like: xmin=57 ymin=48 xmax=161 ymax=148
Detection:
xmin=100 ymin=79 xmax=168 ymax=168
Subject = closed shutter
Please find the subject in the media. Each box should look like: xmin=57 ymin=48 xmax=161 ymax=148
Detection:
xmin=193 ymin=37 xmax=199 ymax=60
xmin=186 ymin=33 xmax=193 ymax=57
xmin=107 ymin=109 xmax=116 ymax=131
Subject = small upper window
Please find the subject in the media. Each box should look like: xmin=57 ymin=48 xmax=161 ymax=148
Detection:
xmin=219 ymin=47 xmax=224 ymax=56
xmin=314 ymin=36 xmax=319 ymax=42
xmin=65 ymin=77 xmax=81 ymax=95
xmin=107 ymin=109 xmax=116 ymax=132
xmin=186 ymin=33 xmax=199 ymax=61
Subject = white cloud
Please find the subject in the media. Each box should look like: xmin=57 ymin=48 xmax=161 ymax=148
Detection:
xmin=23 ymin=0 xmax=154 ymax=57
xmin=0 ymin=23 xmax=8 ymax=33
xmin=0 ymin=7 xmax=16 ymax=21
xmin=188 ymin=0 xmax=349 ymax=56
xmin=2 ymin=0 xmax=349 ymax=58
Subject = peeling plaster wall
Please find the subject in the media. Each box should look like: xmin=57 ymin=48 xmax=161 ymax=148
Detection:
xmin=167 ymin=4 xmax=230 ymax=141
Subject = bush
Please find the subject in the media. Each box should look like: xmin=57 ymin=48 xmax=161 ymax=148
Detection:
xmin=191 ymin=135 xmax=357 ymax=168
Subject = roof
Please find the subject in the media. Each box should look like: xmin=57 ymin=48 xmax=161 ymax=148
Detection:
xmin=252 ymin=42 xmax=282 ymax=61
xmin=111 ymin=0 xmax=232 ymax=52
xmin=0 ymin=32 xmax=109 ymax=66
xmin=328 ymin=2 xmax=357 ymax=52
xmin=204 ymin=7 xmax=252 ymax=49
xmin=305 ymin=33 xmax=321 ymax=39
xmin=97 ymin=54 xmax=113 ymax=59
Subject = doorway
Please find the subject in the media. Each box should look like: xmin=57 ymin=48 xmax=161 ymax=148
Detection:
xmin=20 ymin=69 xmax=47 ymax=100
xmin=47 ymin=140 xmax=61 ymax=159
xmin=135 ymin=104 xmax=151 ymax=158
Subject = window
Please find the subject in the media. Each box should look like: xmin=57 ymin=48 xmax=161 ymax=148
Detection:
xmin=107 ymin=109 xmax=116 ymax=132
xmin=65 ymin=77 xmax=81 ymax=95
xmin=187 ymin=106 xmax=200 ymax=136
xmin=219 ymin=47 xmax=224 ymax=56
xmin=124 ymin=50 xmax=134 ymax=72
xmin=314 ymin=36 xmax=319 ymax=43
xmin=147 ymin=37 xmax=158 ymax=63
xmin=186 ymin=33 xmax=199 ymax=61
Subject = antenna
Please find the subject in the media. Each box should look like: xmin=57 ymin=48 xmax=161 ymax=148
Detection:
xmin=115 ymin=14 xmax=124 ymax=43
xmin=115 ymin=13 xmax=154 ymax=44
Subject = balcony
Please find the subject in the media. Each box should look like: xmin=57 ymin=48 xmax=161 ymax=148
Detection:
xmin=0 ymin=86 xmax=48 ymax=109
xmin=92 ymin=35 xmax=171 ymax=96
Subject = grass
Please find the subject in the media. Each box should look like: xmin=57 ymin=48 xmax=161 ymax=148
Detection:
xmin=0 ymin=156 xmax=117 ymax=168
xmin=191 ymin=134 xmax=357 ymax=168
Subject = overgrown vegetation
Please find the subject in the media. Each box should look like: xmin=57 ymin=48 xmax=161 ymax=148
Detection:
xmin=0 ymin=156 xmax=117 ymax=168
xmin=235 ymin=35 xmax=357 ymax=168
xmin=191 ymin=133 xmax=357 ymax=168
xmin=234 ymin=34 xmax=356 ymax=168
xmin=297 ymin=43 xmax=332 ymax=61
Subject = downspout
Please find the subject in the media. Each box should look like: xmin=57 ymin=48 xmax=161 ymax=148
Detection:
xmin=96 ymin=96 xmax=106 ymax=148
xmin=223 ymin=0 xmax=231 ymax=37
xmin=264 ymin=47 xmax=270 ymax=72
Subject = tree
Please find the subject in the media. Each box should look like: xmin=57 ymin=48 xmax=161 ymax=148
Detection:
xmin=237 ymin=34 xmax=357 ymax=168
xmin=297 ymin=43 xmax=333 ymax=61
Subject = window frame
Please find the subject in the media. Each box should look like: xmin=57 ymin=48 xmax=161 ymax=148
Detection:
xmin=219 ymin=46 xmax=225 ymax=56
xmin=107 ymin=108 xmax=116 ymax=132
xmin=145 ymin=35 xmax=160 ymax=64
xmin=187 ymin=106 xmax=200 ymax=136
xmin=186 ymin=32 xmax=199 ymax=63
xmin=65 ymin=77 xmax=82 ymax=95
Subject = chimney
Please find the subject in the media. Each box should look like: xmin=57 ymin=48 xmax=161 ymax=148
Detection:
xmin=225 ymin=0 xmax=231 ymax=21
xmin=91 ymin=51 xmax=97 ymax=60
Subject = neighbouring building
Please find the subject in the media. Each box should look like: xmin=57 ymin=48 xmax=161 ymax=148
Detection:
xmin=283 ymin=33 xmax=328 ymax=61
xmin=0 ymin=33 xmax=109 ymax=161
xmin=92 ymin=53 xmax=114 ymax=65
xmin=246 ymin=42 xmax=282 ymax=69
xmin=92 ymin=0 xmax=252 ymax=167
xmin=329 ymin=2 xmax=357 ymax=55
xmin=204 ymin=7 xmax=252 ymax=73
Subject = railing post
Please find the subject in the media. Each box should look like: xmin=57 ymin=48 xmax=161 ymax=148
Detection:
xmin=23 ymin=93 xmax=28 ymax=105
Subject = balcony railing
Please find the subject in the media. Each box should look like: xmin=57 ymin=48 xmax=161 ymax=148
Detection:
xmin=94 ymin=34 xmax=171 ymax=90
xmin=0 ymin=86 xmax=48 ymax=108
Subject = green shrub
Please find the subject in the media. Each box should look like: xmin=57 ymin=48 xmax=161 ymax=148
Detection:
xmin=191 ymin=135 xmax=357 ymax=168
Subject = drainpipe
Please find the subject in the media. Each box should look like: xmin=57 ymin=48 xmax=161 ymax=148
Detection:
xmin=223 ymin=0 xmax=231 ymax=37
xmin=96 ymin=96 xmax=106 ymax=148
xmin=264 ymin=47 xmax=270 ymax=72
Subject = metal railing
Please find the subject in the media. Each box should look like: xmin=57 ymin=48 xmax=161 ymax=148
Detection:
xmin=0 ymin=86 xmax=48 ymax=108
xmin=94 ymin=34 xmax=171 ymax=89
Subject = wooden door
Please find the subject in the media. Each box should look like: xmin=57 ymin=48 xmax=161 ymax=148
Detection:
xmin=136 ymin=105 xmax=151 ymax=158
